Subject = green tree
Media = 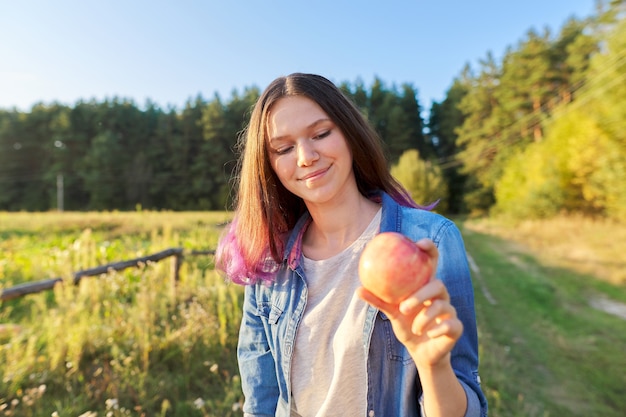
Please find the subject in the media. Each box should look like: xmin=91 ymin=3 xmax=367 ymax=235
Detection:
xmin=352 ymin=78 xmax=369 ymax=111
xmin=0 ymin=110 xmax=27 ymax=210
xmin=497 ymin=28 xmax=554 ymax=143
xmin=494 ymin=108 xmax=622 ymax=219
xmin=80 ymin=129 xmax=126 ymax=209
xmin=121 ymin=100 xmax=160 ymax=208
xmin=455 ymin=53 xmax=500 ymax=214
xmin=391 ymin=149 xmax=448 ymax=210
xmin=194 ymin=94 xmax=231 ymax=210
xmin=147 ymin=107 xmax=186 ymax=209
xmin=494 ymin=4 xmax=625 ymax=220
xmin=568 ymin=7 xmax=626 ymax=219
xmin=398 ymin=83 xmax=429 ymax=158
xmin=63 ymin=100 xmax=107 ymax=209
xmin=556 ymin=17 xmax=599 ymax=102
xmin=45 ymin=106 xmax=74 ymax=210
xmin=368 ymin=77 xmax=394 ymax=148
xmin=195 ymin=87 xmax=258 ymax=210
xmin=0 ymin=104 xmax=70 ymax=210
xmin=366 ymin=79 xmax=427 ymax=164
xmin=167 ymin=95 xmax=207 ymax=210
xmin=385 ymin=104 xmax=414 ymax=163
xmin=428 ymin=73 xmax=470 ymax=214
xmin=78 ymin=98 xmax=156 ymax=209
xmin=456 ymin=14 xmax=601 ymax=217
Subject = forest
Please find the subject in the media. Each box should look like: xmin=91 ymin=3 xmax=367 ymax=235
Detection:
xmin=1 ymin=2 xmax=624 ymax=221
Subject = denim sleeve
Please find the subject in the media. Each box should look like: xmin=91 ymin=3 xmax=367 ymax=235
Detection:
xmin=237 ymin=284 xmax=280 ymax=416
xmin=433 ymin=220 xmax=488 ymax=417
xmin=418 ymin=380 xmax=482 ymax=417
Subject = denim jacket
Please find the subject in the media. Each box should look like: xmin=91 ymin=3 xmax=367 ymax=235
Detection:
xmin=237 ymin=192 xmax=488 ymax=417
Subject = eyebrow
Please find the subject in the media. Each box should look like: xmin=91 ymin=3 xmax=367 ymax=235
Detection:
xmin=269 ymin=118 xmax=332 ymax=143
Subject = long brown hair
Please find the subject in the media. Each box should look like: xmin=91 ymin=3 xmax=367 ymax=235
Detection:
xmin=217 ymin=73 xmax=419 ymax=284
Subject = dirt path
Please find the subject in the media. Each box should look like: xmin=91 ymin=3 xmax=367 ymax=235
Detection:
xmin=466 ymin=252 xmax=497 ymax=305
xmin=589 ymin=295 xmax=626 ymax=320
xmin=466 ymin=250 xmax=626 ymax=321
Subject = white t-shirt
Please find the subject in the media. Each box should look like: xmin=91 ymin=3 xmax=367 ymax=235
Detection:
xmin=290 ymin=209 xmax=381 ymax=417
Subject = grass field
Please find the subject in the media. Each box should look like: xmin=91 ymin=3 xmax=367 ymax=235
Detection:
xmin=0 ymin=211 xmax=243 ymax=416
xmin=463 ymin=215 xmax=626 ymax=416
xmin=1 ymin=211 xmax=625 ymax=416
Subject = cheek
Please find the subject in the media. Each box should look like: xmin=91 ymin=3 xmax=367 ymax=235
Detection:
xmin=271 ymin=157 xmax=293 ymax=181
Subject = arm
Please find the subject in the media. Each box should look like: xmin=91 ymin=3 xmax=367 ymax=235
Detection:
xmin=358 ymin=221 xmax=485 ymax=417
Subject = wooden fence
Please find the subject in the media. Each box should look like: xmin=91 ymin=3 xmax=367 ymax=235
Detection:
xmin=0 ymin=247 xmax=215 ymax=302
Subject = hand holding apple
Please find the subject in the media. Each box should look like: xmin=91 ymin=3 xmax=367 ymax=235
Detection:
xmin=358 ymin=234 xmax=462 ymax=368
xmin=358 ymin=232 xmax=433 ymax=305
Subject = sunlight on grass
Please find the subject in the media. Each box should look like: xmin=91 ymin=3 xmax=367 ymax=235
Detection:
xmin=0 ymin=211 xmax=243 ymax=416
xmin=465 ymin=214 xmax=626 ymax=285
xmin=4 ymin=211 xmax=625 ymax=416
xmin=461 ymin=215 xmax=626 ymax=417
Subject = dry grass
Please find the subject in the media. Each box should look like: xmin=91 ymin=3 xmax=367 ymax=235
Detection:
xmin=465 ymin=214 xmax=626 ymax=285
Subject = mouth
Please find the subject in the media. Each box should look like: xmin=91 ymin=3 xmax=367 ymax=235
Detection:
xmin=300 ymin=166 xmax=329 ymax=181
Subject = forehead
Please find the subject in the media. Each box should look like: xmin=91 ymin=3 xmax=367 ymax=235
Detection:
xmin=267 ymin=96 xmax=329 ymax=135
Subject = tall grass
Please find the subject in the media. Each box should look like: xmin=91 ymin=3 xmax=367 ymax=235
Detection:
xmin=3 ymin=212 xmax=625 ymax=416
xmin=1 ymin=211 xmax=243 ymax=416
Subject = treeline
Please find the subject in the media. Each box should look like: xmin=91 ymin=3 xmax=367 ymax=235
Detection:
xmin=1 ymin=2 xmax=624 ymax=220
xmin=0 ymin=81 xmax=428 ymax=212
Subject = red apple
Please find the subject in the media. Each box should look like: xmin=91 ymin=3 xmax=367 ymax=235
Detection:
xmin=359 ymin=232 xmax=432 ymax=304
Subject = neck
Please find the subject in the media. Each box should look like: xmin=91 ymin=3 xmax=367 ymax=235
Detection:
xmin=302 ymin=191 xmax=381 ymax=260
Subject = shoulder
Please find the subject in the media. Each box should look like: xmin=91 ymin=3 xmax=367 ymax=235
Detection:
xmin=382 ymin=198 xmax=458 ymax=245
xmin=401 ymin=207 xmax=457 ymax=239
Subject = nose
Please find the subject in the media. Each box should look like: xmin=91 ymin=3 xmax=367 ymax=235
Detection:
xmin=296 ymin=140 xmax=319 ymax=167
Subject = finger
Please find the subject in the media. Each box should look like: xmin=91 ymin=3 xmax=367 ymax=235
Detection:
xmin=415 ymin=238 xmax=439 ymax=271
xmin=356 ymin=287 xmax=400 ymax=318
xmin=411 ymin=299 xmax=456 ymax=336
xmin=399 ymin=279 xmax=450 ymax=315
xmin=425 ymin=317 xmax=464 ymax=340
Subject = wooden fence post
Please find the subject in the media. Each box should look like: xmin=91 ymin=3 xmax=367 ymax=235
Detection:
xmin=170 ymin=252 xmax=183 ymax=300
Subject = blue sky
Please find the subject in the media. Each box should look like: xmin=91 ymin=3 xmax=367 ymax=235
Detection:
xmin=0 ymin=0 xmax=596 ymax=112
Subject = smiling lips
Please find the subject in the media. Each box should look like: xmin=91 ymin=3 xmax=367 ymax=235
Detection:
xmin=300 ymin=166 xmax=329 ymax=181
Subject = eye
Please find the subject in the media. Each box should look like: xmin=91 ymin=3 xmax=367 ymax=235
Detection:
xmin=312 ymin=130 xmax=331 ymax=140
xmin=273 ymin=146 xmax=293 ymax=155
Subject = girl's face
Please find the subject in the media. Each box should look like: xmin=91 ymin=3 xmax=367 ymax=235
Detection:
xmin=266 ymin=95 xmax=356 ymax=207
